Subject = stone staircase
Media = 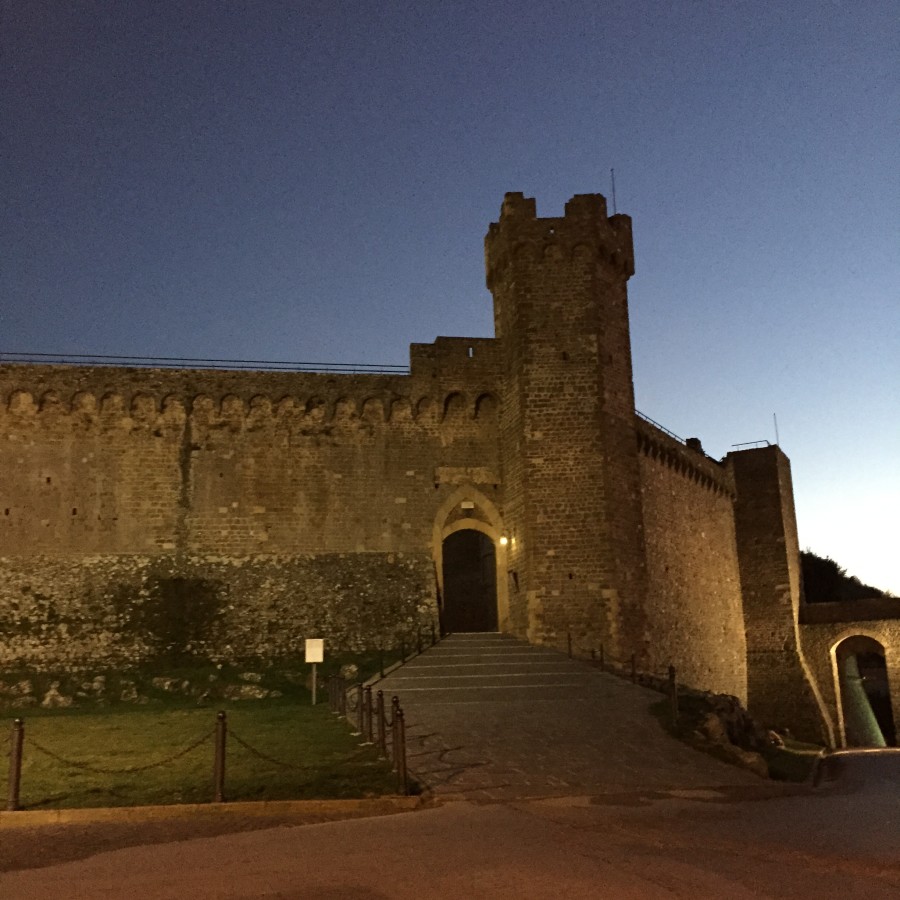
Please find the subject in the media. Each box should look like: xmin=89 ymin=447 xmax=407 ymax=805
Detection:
xmin=374 ymin=632 xmax=763 ymax=800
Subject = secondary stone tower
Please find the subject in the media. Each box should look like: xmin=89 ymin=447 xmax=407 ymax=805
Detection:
xmin=485 ymin=193 xmax=649 ymax=656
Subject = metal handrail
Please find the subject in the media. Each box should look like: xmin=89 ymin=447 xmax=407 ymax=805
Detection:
xmin=0 ymin=351 xmax=409 ymax=375
xmin=635 ymin=409 xmax=684 ymax=444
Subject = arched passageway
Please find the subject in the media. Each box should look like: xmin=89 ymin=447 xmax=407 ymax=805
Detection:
xmin=835 ymin=635 xmax=896 ymax=747
xmin=441 ymin=529 xmax=498 ymax=633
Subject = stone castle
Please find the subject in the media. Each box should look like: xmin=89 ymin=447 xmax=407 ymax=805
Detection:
xmin=1 ymin=192 xmax=896 ymax=746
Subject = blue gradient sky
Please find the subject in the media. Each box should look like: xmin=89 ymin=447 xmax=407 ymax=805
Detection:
xmin=3 ymin=2 xmax=898 ymax=592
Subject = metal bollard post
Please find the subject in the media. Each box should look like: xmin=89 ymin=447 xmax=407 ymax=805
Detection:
xmin=396 ymin=708 xmax=408 ymax=795
xmin=213 ymin=711 xmax=227 ymax=803
xmin=630 ymin=652 xmax=636 ymax=683
xmin=364 ymin=686 xmax=374 ymax=744
xmin=567 ymin=632 xmax=572 ymax=658
xmin=356 ymin=684 xmax=364 ymax=734
xmin=390 ymin=696 xmax=401 ymax=768
xmin=6 ymin=719 xmax=24 ymax=812
xmin=668 ymin=665 xmax=679 ymax=725
xmin=376 ymin=690 xmax=387 ymax=756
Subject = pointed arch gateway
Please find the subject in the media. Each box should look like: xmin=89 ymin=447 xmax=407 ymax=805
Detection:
xmin=432 ymin=486 xmax=509 ymax=635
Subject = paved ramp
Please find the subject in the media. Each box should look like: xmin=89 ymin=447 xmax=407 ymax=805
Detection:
xmin=374 ymin=632 xmax=763 ymax=800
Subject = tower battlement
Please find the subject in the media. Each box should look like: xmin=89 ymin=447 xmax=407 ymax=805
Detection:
xmin=484 ymin=192 xmax=634 ymax=290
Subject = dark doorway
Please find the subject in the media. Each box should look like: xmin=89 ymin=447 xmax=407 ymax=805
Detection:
xmin=441 ymin=530 xmax=498 ymax=633
xmin=836 ymin=636 xmax=897 ymax=747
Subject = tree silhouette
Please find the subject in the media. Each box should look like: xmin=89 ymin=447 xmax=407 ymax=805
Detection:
xmin=801 ymin=550 xmax=892 ymax=603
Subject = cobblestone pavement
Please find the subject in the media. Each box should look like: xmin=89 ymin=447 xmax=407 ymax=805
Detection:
xmin=374 ymin=632 xmax=764 ymax=800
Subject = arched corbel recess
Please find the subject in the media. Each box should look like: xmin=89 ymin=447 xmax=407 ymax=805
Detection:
xmin=474 ymin=392 xmax=499 ymax=422
xmin=441 ymin=391 xmax=467 ymax=423
xmin=39 ymin=390 xmax=62 ymax=413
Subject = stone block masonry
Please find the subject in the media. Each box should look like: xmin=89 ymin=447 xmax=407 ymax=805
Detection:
xmin=637 ymin=420 xmax=747 ymax=699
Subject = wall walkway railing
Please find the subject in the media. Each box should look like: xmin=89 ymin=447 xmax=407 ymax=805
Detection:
xmin=0 ymin=351 xmax=409 ymax=375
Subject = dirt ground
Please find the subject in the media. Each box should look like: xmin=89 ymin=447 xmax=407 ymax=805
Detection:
xmin=0 ymin=808 xmax=409 ymax=874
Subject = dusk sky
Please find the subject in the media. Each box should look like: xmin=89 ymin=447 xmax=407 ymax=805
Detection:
xmin=2 ymin=2 xmax=897 ymax=592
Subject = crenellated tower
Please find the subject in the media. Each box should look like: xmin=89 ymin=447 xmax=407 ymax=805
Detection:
xmin=485 ymin=192 xmax=648 ymax=655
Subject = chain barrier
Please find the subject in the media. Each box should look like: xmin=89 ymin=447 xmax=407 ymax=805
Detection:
xmin=5 ymin=640 xmax=435 ymax=810
xmin=26 ymin=728 xmax=215 ymax=775
xmin=228 ymin=729 xmax=311 ymax=771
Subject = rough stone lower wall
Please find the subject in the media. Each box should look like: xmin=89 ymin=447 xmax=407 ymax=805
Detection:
xmin=637 ymin=426 xmax=747 ymax=699
xmin=798 ymin=615 xmax=900 ymax=747
xmin=0 ymin=552 xmax=434 ymax=672
xmin=0 ymin=553 xmax=434 ymax=672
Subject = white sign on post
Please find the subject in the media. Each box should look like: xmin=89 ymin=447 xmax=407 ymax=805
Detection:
xmin=305 ymin=639 xmax=324 ymax=664
xmin=305 ymin=639 xmax=324 ymax=705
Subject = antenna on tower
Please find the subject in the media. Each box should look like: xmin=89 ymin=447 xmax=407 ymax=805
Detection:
xmin=610 ymin=168 xmax=617 ymax=214
xmin=774 ymin=413 xmax=780 ymax=446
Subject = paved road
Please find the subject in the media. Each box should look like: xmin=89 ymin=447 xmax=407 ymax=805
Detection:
xmin=4 ymin=789 xmax=899 ymax=898
xmin=374 ymin=632 xmax=761 ymax=799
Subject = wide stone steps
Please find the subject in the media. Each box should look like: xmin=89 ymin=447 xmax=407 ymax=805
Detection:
xmin=378 ymin=633 xmax=594 ymax=699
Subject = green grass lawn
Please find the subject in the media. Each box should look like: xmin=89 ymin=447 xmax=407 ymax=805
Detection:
xmin=7 ymin=701 xmax=401 ymax=810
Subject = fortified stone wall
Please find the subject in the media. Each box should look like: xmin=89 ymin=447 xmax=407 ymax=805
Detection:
xmin=0 ymin=191 xmax=840 ymax=746
xmin=636 ymin=420 xmax=747 ymax=700
xmin=0 ymin=341 xmax=502 ymax=670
